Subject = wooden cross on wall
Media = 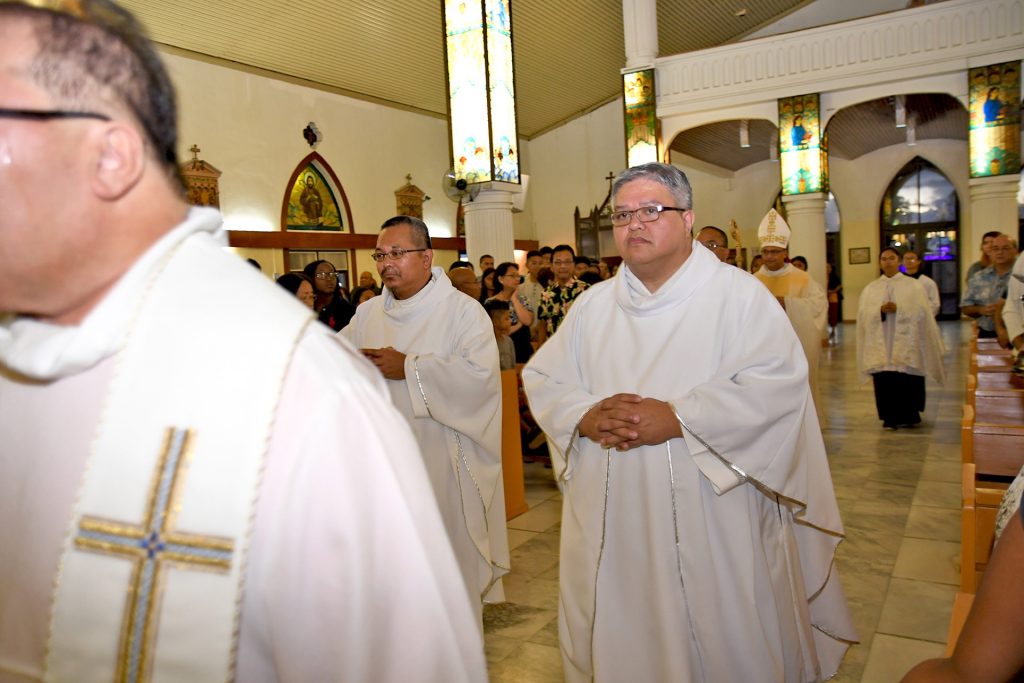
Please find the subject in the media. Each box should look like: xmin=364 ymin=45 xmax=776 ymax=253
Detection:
xmin=73 ymin=428 xmax=234 ymax=683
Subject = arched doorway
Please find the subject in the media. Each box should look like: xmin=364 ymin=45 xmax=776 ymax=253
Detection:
xmin=880 ymin=157 xmax=960 ymax=319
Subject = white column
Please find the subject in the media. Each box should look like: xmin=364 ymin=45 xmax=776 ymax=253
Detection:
xmin=623 ymin=0 xmax=658 ymax=69
xmin=463 ymin=188 xmax=516 ymax=267
xmin=782 ymin=192 xmax=828 ymax=288
xmin=968 ymin=174 xmax=1020 ymax=258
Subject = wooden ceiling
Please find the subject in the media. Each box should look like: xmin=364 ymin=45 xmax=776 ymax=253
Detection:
xmin=119 ymin=0 xmax=809 ymax=138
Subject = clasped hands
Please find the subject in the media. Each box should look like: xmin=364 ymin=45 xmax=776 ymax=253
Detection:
xmin=880 ymin=301 xmax=897 ymax=314
xmin=361 ymin=347 xmax=406 ymax=380
xmin=578 ymin=393 xmax=683 ymax=451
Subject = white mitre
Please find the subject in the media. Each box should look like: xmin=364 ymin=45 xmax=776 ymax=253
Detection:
xmin=758 ymin=209 xmax=791 ymax=249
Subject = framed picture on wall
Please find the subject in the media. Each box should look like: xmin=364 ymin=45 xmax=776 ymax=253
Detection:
xmin=848 ymin=247 xmax=871 ymax=265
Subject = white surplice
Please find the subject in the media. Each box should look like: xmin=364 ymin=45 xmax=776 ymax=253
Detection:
xmin=755 ymin=263 xmax=828 ymax=422
xmin=342 ymin=268 xmax=510 ymax=615
xmin=914 ymin=273 xmax=941 ymax=318
xmin=523 ymin=245 xmax=856 ymax=683
xmin=856 ymin=272 xmax=946 ymax=383
xmin=0 ymin=210 xmax=486 ymax=683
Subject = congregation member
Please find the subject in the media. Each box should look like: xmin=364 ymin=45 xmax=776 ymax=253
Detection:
xmin=826 ymin=262 xmax=843 ymax=341
xmin=478 ymin=266 xmax=498 ymax=303
xmin=857 ymin=247 xmax=946 ymax=430
xmin=695 ymin=224 xmax=730 ymax=262
xmin=485 ymin=262 xmax=535 ymax=363
xmin=902 ymin=250 xmax=940 ymax=317
xmin=449 ymin=266 xmax=483 ymax=300
xmin=275 ymin=272 xmax=316 ymax=309
xmin=303 ymin=259 xmax=355 ymax=331
xmin=536 ymin=244 xmax=589 ymax=344
xmin=342 ymin=216 xmax=510 ymax=624
xmin=0 ymin=3 xmax=486 ymax=680
xmin=520 ymin=249 xmax=546 ymax=314
xmin=754 ymin=210 xmax=828 ymax=420
xmin=750 ymin=253 xmax=764 ymax=273
xmin=961 ymin=233 xmax=1016 ymax=338
xmin=523 ymin=162 xmax=855 ymax=683
xmin=484 ymin=300 xmax=516 ymax=371
xmin=965 ymin=230 xmax=1001 ymax=284
xmin=358 ymin=269 xmax=380 ymax=294
xmin=538 ymin=245 xmax=554 ymax=267
xmin=478 ymin=253 xmax=494 ymax=274
xmin=574 ymin=255 xmax=590 ymax=278
xmin=1001 ymin=250 xmax=1024 ymax=352
xmin=791 ymin=255 xmax=808 ymax=271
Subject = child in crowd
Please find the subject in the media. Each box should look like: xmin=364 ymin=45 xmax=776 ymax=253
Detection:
xmin=484 ymin=300 xmax=516 ymax=371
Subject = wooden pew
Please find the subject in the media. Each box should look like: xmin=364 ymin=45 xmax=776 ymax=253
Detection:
xmin=970 ymin=371 xmax=1024 ymax=395
xmin=500 ymin=369 xmax=529 ymax=520
xmin=960 ymin=463 xmax=1009 ymax=593
xmin=961 ymin=404 xmax=1024 ymax=476
xmin=971 ymin=352 xmax=1015 ymax=375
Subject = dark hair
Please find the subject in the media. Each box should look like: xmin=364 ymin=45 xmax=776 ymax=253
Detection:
xmin=380 ymin=215 xmax=432 ymax=249
xmin=479 ymin=254 xmax=494 ymax=264
xmin=483 ymin=299 xmax=510 ymax=320
xmin=448 ymin=260 xmax=473 ymax=272
xmin=479 ymin=267 xmax=497 ymax=303
xmin=246 ymin=258 xmax=262 ymax=271
xmin=574 ymin=256 xmax=589 ymax=266
xmin=493 ymin=261 xmax=518 ymax=293
xmin=537 ymin=267 xmax=554 ymax=288
xmin=303 ymin=260 xmax=336 ymax=278
xmin=982 ymin=231 xmax=1002 ymax=243
xmin=3 ymin=1 xmax=182 ymax=180
xmin=526 ymin=250 xmax=541 ymax=260
xmin=276 ymin=273 xmax=312 ymax=296
xmin=612 ymin=162 xmax=693 ymax=211
xmin=552 ymin=244 xmax=576 ymax=259
xmin=791 ymin=256 xmax=808 ymax=269
xmin=539 ymin=246 xmax=554 ymax=256
xmin=578 ymin=271 xmax=603 ymax=286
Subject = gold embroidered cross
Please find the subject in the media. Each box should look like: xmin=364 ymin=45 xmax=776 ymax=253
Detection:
xmin=73 ymin=428 xmax=234 ymax=683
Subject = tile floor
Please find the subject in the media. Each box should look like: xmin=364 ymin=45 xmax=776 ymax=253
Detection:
xmin=484 ymin=321 xmax=972 ymax=682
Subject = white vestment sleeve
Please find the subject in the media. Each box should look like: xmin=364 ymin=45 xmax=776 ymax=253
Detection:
xmin=401 ymin=304 xmax=501 ymax=450
xmin=784 ymin=274 xmax=828 ymax=338
xmin=238 ymin=331 xmax=487 ymax=682
xmin=1005 ymin=253 xmax=1024 ymax=342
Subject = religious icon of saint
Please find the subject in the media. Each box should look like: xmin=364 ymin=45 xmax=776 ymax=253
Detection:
xmin=300 ymin=174 xmax=324 ymax=225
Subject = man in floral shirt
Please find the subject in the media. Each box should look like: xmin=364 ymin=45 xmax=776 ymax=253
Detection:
xmin=962 ymin=233 xmax=1016 ymax=338
xmin=537 ymin=244 xmax=589 ymax=344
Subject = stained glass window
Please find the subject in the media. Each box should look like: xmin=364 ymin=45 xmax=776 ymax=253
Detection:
xmin=778 ymin=94 xmax=828 ymax=195
xmin=444 ymin=0 xmax=520 ymax=184
xmin=623 ymin=69 xmax=657 ymax=167
xmin=968 ymin=61 xmax=1021 ymax=178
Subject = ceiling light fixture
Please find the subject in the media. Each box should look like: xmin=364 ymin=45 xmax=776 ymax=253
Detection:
xmin=739 ymin=119 xmax=750 ymax=148
xmin=906 ymin=114 xmax=916 ymax=146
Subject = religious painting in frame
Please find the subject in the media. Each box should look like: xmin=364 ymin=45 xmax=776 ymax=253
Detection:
xmin=623 ymin=68 xmax=658 ymax=168
xmin=778 ymin=94 xmax=828 ymax=196
xmin=281 ymin=152 xmax=354 ymax=233
xmin=848 ymin=247 xmax=871 ymax=265
xmin=968 ymin=61 xmax=1021 ymax=178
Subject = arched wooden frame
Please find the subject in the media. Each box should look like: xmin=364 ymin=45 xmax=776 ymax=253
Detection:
xmin=280 ymin=152 xmax=355 ymax=233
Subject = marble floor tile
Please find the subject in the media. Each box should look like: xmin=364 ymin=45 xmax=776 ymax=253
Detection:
xmin=484 ymin=601 xmax=559 ymax=640
xmin=508 ymin=499 xmax=563 ymax=533
xmin=488 ymin=641 xmax=565 ymax=683
xmin=911 ymin=480 xmax=961 ymax=510
xmin=514 ymin=530 xmax=561 ymax=556
xmin=501 ymin=571 xmax=561 ymax=611
xmin=484 ymin=633 xmax=521 ymax=665
xmin=507 ymin=528 xmax=538 ymax=551
xmin=903 ymin=506 xmax=961 ymax=543
xmin=892 ymin=538 xmax=960 ymax=585
xmin=918 ymin=458 xmax=961 ymax=483
xmin=526 ymin=613 xmax=560 ymax=647
xmin=510 ymin=546 xmax=561 ymax=578
xmin=876 ymin=577 xmax=956 ymax=643
xmin=860 ymin=633 xmax=945 ymax=682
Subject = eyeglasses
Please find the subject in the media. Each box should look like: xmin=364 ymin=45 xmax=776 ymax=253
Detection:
xmin=314 ymin=271 xmax=338 ymax=279
xmin=371 ymin=248 xmax=428 ymax=262
xmin=0 ymin=107 xmax=111 ymax=122
xmin=610 ymin=204 xmax=688 ymax=227
xmin=551 ymin=259 xmax=574 ymax=266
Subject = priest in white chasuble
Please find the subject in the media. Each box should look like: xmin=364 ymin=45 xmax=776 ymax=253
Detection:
xmin=857 ymin=247 xmax=946 ymax=430
xmin=0 ymin=3 xmax=486 ymax=681
xmin=342 ymin=216 xmax=510 ymax=623
xmin=754 ymin=209 xmax=829 ymax=423
xmin=523 ymin=163 xmax=856 ymax=683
